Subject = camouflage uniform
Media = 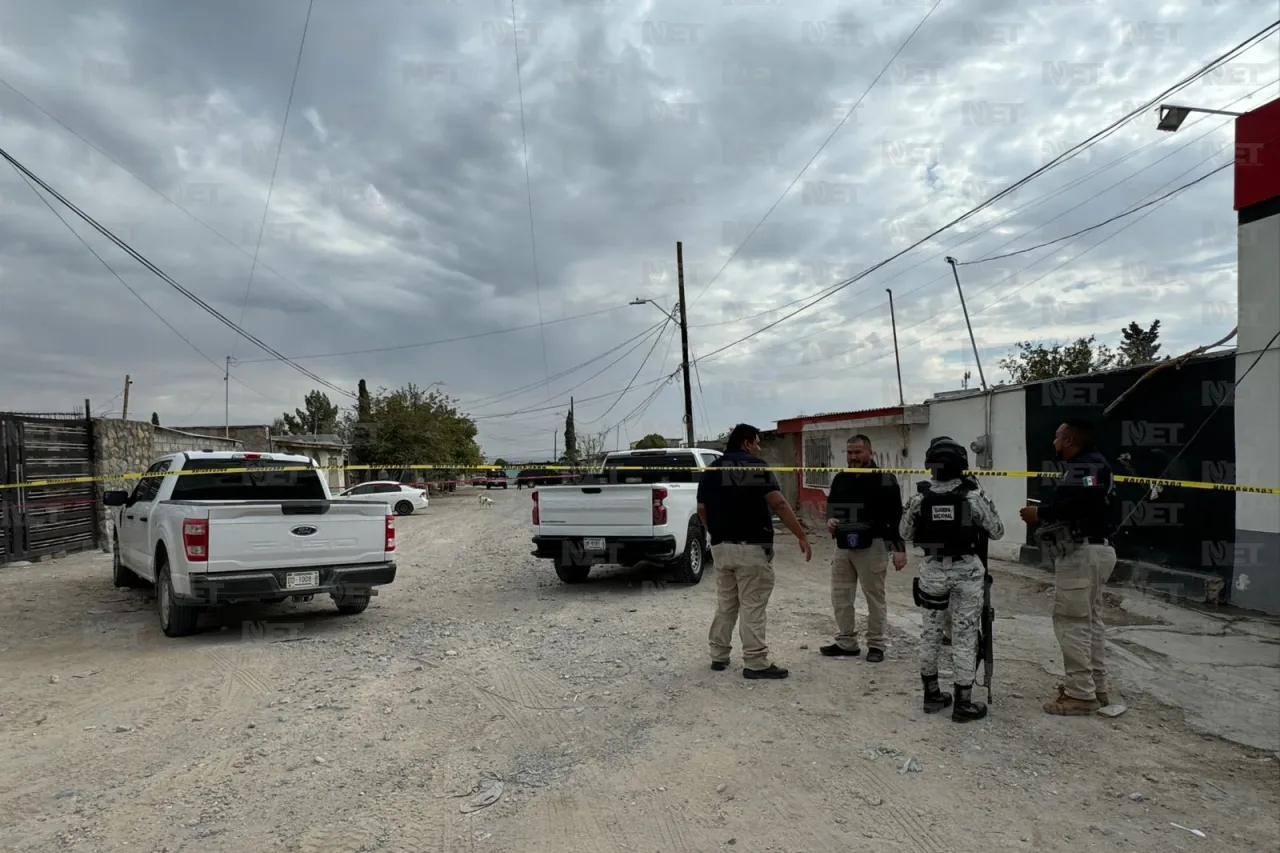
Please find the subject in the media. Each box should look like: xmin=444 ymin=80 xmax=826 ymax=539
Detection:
xmin=901 ymin=480 xmax=1005 ymax=685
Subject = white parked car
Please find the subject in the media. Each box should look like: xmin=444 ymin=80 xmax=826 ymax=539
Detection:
xmin=337 ymin=481 xmax=429 ymax=515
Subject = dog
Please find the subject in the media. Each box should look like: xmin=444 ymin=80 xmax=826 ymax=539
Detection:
xmin=479 ymin=495 xmax=495 ymax=507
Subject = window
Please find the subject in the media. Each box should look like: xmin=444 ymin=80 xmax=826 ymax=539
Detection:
xmin=372 ymin=483 xmax=401 ymax=494
xmin=602 ymin=452 xmax=700 ymax=484
xmin=168 ymin=458 xmax=326 ymax=502
xmin=803 ymin=435 xmax=833 ymax=490
xmin=345 ymin=483 xmax=375 ymax=496
xmin=131 ymin=460 xmax=172 ymax=503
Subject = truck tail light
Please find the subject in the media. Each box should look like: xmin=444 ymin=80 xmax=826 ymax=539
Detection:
xmin=532 ymin=491 xmax=539 ymax=525
xmin=182 ymin=518 xmax=209 ymax=562
xmin=652 ymin=488 xmax=668 ymax=526
xmin=385 ymin=514 xmax=396 ymax=552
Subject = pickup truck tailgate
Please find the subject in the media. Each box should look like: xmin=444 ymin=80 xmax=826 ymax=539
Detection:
xmin=537 ymin=485 xmax=654 ymax=534
xmin=193 ymin=501 xmax=389 ymax=573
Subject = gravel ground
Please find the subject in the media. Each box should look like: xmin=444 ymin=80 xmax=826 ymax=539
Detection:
xmin=1 ymin=487 xmax=1277 ymax=853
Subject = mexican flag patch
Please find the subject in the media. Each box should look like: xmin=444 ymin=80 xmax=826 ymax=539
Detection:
xmin=1082 ymin=476 xmax=1096 ymax=486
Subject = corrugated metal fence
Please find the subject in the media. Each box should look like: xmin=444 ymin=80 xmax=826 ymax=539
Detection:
xmin=1 ymin=412 xmax=97 ymax=563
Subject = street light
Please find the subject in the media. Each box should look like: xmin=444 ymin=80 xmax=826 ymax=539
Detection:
xmin=1157 ymin=103 xmax=1243 ymax=133
xmin=630 ymin=297 xmax=678 ymax=323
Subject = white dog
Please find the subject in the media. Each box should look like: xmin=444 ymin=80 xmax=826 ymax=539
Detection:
xmin=479 ymin=495 xmax=495 ymax=507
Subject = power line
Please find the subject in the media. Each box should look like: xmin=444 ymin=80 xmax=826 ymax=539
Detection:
xmin=689 ymin=78 xmax=1276 ymax=332
xmin=510 ymin=0 xmax=551 ymax=402
xmin=961 ymin=163 xmax=1231 ymax=265
xmin=687 ymin=0 xmax=945 ymax=310
xmin=0 ymin=144 xmax=355 ymax=399
xmin=231 ymin=0 xmax=315 ymax=360
xmin=460 ymin=320 xmax=665 ymax=409
xmin=734 ymin=89 xmax=1274 ymax=363
xmin=690 ymin=23 xmax=1278 ymax=365
xmin=579 ymin=317 xmax=673 ymax=425
xmin=235 ymin=304 xmax=628 ymax=363
xmin=0 ymin=77 xmax=333 ymax=314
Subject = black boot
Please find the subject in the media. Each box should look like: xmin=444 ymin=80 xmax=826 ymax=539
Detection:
xmin=952 ymin=684 xmax=988 ymax=723
xmin=922 ymin=675 xmax=952 ymax=714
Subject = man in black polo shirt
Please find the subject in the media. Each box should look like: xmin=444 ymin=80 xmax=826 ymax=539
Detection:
xmin=698 ymin=423 xmax=812 ymax=679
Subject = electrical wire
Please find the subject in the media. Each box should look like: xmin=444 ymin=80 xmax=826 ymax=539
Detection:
xmin=687 ymin=0 xmax=945 ymax=309
xmin=0 ymin=145 xmax=355 ymax=399
xmin=1111 ymin=327 xmax=1280 ymax=537
xmin=231 ymin=0 xmax=315 ymax=360
xmin=690 ymin=352 xmax=713 ymax=440
xmin=0 ymin=76 xmax=333 ymax=313
xmin=730 ymin=88 xmax=1275 ymax=363
xmin=579 ymin=317 xmax=673 ymax=425
xmin=690 ymin=78 xmax=1276 ymax=331
xmin=959 ymin=164 xmax=1232 ymax=265
xmin=460 ymin=321 xmax=665 ymax=409
xmin=510 ymin=0 xmax=551 ymax=401
xmin=689 ymin=23 xmax=1279 ymax=363
xmin=236 ymin=304 xmax=630 ymax=363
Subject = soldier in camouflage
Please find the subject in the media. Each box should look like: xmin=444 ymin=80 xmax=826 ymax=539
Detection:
xmin=901 ymin=437 xmax=1004 ymax=723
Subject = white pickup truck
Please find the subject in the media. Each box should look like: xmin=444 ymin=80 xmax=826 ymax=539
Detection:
xmin=103 ymin=450 xmax=398 ymax=638
xmin=529 ymin=448 xmax=719 ymax=585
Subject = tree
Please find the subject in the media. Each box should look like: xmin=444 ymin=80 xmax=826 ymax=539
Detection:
xmin=1117 ymin=320 xmax=1162 ymax=366
xmin=277 ymin=391 xmax=341 ymax=435
xmin=150 ymin=412 xmax=160 ymax=426
xmin=492 ymin=457 xmax=510 ymax=468
xmin=563 ymin=408 xmax=578 ymax=467
xmin=576 ymin=431 xmax=610 ymax=465
xmin=356 ymin=383 xmax=481 ymax=475
xmin=634 ymin=432 xmax=668 ymax=449
xmin=997 ymin=335 xmax=1118 ymax=384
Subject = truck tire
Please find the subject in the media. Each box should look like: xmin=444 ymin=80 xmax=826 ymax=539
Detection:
xmin=671 ymin=518 xmax=707 ymax=584
xmin=156 ymin=558 xmax=201 ymax=638
xmin=334 ymin=592 xmax=372 ymax=615
xmin=111 ymin=532 xmax=144 ymax=589
xmin=555 ymin=561 xmax=591 ymax=584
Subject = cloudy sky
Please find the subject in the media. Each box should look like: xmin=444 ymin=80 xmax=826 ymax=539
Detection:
xmin=0 ymin=0 xmax=1276 ymax=462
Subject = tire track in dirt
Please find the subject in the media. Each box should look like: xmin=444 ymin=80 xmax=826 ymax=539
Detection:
xmin=200 ymin=646 xmax=276 ymax=713
xmin=842 ymin=757 xmax=951 ymax=853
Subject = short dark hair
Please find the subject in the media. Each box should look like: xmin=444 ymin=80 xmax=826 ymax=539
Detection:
xmin=1062 ymin=419 xmax=1095 ymax=447
xmin=726 ymin=423 xmax=761 ymax=453
xmin=847 ymin=434 xmax=872 ymax=447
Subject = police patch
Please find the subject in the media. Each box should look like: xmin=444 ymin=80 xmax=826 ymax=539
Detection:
xmin=931 ymin=505 xmax=956 ymax=521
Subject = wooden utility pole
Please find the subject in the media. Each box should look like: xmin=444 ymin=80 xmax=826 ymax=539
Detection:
xmin=676 ymin=241 xmax=694 ymax=448
xmin=120 ymin=375 xmax=132 ymax=420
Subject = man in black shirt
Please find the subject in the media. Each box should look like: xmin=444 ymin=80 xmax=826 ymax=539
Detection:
xmin=1019 ymin=419 xmax=1117 ymax=715
xmin=820 ymin=434 xmax=907 ymax=663
xmin=698 ymin=423 xmax=812 ymax=680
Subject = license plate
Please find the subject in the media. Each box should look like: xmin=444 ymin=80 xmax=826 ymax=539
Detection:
xmin=286 ymin=571 xmax=320 ymax=590
xmin=583 ymin=537 xmax=606 ymax=551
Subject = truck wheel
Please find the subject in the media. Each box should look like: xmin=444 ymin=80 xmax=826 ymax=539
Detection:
xmin=111 ymin=533 xmax=143 ymax=589
xmin=334 ymin=592 xmax=372 ymax=615
xmin=394 ymin=500 xmax=413 ymax=515
xmin=671 ymin=519 xmax=707 ymax=584
xmin=555 ymin=561 xmax=591 ymax=584
xmin=156 ymin=558 xmax=201 ymax=638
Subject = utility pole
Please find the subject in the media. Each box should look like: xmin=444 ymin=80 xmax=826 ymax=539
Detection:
xmin=676 ymin=241 xmax=694 ymax=448
xmin=945 ymin=257 xmax=988 ymax=392
xmin=886 ymin=289 xmax=908 ymax=459
xmin=224 ymin=356 xmax=231 ymax=437
xmin=120 ymin=375 xmax=132 ymax=420
xmin=553 ymin=430 xmax=557 ymax=464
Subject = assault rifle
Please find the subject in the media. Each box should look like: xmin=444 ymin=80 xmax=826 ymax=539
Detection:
xmin=975 ymin=529 xmax=994 ymax=704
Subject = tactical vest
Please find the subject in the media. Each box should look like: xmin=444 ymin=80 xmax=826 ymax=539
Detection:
xmin=912 ymin=488 xmax=981 ymax=559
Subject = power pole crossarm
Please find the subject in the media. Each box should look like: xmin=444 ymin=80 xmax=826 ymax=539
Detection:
xmin=676 ymin=241 xmax=695 ymax=448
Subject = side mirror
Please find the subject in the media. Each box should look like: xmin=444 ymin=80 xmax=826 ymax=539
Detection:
xmin=103 ymin=490 xmax=129 ymax=507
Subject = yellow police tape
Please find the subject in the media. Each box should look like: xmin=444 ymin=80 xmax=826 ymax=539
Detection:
xmin=1 ymin=463 xmax=1277 ymax=496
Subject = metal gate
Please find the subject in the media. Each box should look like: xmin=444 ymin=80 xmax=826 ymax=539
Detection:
xmin=0 ymin=413 xmax=97 ymax=563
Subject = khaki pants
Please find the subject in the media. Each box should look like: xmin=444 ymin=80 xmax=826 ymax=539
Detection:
xmin=830 ymin=539 xmax=888 ymax=650
xmin=1053 ymin=543 xmax=1117 ymax=700
xmin=708 ymin=543 xmax=776 ymax=670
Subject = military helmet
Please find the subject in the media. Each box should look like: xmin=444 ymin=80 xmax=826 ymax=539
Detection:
xmin=925 ymin=435 xmax=969 ymax=470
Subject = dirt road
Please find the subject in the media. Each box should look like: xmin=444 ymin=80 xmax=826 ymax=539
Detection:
xmin=2 ymin=487 xmax=1277 ymax=853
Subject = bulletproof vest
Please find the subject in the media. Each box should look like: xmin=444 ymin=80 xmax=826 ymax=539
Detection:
xmin=912 ymin=487 xmax=981 ymax=559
